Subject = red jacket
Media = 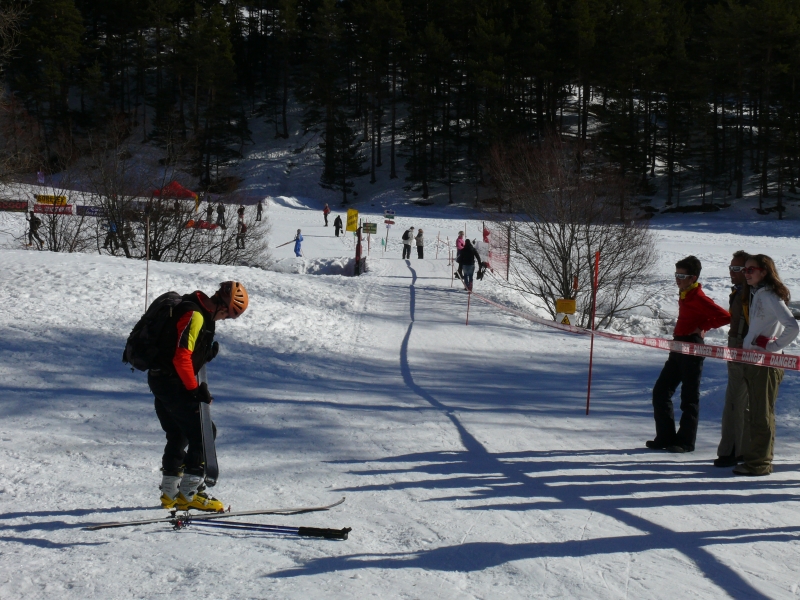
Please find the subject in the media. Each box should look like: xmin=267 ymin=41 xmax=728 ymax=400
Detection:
xmin=673 ymin=283 xmax=730 ymax=337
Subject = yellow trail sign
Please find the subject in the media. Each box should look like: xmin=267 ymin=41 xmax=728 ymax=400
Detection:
xmin=346 ymin=208 xmax=359 ymax=232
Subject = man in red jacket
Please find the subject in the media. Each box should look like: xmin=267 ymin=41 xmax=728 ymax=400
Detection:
xmin=647 ymin=256 xmax=730 ymax=453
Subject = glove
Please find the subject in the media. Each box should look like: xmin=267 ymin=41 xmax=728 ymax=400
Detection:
xmin=754 ymin=335 xmax=770 ymax=349
xmin=192 ymin=382 xmax=213 ymax=404
xmin=207 ymin=341 xmax=219 ymax=363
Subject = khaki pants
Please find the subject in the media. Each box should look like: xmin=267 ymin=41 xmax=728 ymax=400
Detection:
xmin=717 ymin=362 xmax=750 ymax=457
xmin=741 ymin=364 xmax=784 ymax=474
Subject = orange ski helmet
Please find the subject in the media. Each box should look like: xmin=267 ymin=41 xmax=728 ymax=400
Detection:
xmin=216 ymin=281 xmax=248 ymax=318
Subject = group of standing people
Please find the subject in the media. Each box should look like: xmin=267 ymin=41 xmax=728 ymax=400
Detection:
xmin=647 ymin=252 xmax=798 ymax=477
xmin=401 ymin=227 xmax=425 ymax=259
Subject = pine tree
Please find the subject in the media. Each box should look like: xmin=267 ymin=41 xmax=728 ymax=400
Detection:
xmin=319 ymin=109 xmax=367 ymax=204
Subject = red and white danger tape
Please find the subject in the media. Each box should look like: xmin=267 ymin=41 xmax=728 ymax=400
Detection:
xmin=470 ymin=293 xmax=800 ymax=371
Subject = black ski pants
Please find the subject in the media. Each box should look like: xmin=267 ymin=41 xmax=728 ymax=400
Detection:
xmin=148 ymin=373 xmax=215 ymax=477
xmin=402 ymin=244 xmax=411 ymax=259
xmin=652 ymin=335 xmax=704 ymax=449
xmin=417 ymin=246 xmax=423 ymax=259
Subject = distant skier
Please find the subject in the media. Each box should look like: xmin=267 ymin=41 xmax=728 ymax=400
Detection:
xmin=236 ymin=222 xmax=247 ymax=249
xmin=457 ymin=239 xmax=481 ymax=291
xmin=455 ymin=231 xmax=465 ymax=278
xmin=256 ymin=200 xmax=263 ymax=222
xmin=216 ymin=202 xmax=226 ymax=229
xmin=323 ymin=203 xmax=331 ymax=226
xmin=205 ymin=203 xmax=214 ymax=223
xmin=402 ymin=227 xmax=414 ymax=259
xmin=123 ymin=222 xmax=137 ymax=249
xmin=415 ymin=229 xmax=424 ymax=259
xmin=148 ymin=282 xmax=249 ymax=511
xmin=294 ymin=229 xmax=303 ymax=257
xmin=237 ymin=205 xmax=245 ymax=224
xmin=103 ymin=220 xmax=119 ymax=250
xmin=26 ymin=210 xmax=43 ymax=249
xmin=333 ymin=214 xmax=343 ymax=237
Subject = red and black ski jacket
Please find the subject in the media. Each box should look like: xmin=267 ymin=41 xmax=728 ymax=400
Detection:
xmin=153 ymin=292 xmax=216 ymax=391
xmin=673 ymin=283 xmax=730 ymax=338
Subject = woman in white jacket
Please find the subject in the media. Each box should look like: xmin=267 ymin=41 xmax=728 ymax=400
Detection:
xmin=735 ymin=254 xmax=799 ymax=476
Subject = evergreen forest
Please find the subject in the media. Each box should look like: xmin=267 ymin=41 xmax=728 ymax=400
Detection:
xmin=2 ymin=0 xmax=800 ymax=209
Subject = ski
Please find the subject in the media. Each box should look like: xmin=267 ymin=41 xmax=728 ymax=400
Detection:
xmin=198 ymin=366 xmax=219 ymax=487
xmin=85 ymin=497 xmax=346 ymax=531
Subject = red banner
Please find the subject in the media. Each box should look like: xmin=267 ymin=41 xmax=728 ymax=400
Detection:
xmin=0 ymin=200 xmax=28 ymax=212
xmin=470 ymin=293 xmax=800 ymax=371
xmin=34 ymin=203 xmax=73 ymax=215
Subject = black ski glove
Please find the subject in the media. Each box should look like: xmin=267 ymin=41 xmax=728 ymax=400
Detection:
xmin=192 ymin=382 xmax=213 ymax=404
xmin=207 ymin=341 xmax=219 ymax=363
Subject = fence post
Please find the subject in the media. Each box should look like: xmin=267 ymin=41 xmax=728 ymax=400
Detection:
xmin=585 ymin=251 xmax=600 ymax=415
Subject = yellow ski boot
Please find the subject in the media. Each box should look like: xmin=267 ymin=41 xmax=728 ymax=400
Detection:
xmin=175 ymin=491 xmax=224 ymax=512
xmin=159 ymin=473 xmax=182 ymax=510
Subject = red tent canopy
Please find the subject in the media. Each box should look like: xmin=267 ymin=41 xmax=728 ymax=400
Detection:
xmin=153 ymin=181 xmax=197 ymax=199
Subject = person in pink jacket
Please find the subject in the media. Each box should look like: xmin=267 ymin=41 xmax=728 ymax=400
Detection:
xmin=455 ymin=231 xmax=466 ymax=279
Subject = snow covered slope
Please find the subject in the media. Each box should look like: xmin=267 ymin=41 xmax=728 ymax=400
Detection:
xmin=1 ymin=199 xmax=800 ymax=599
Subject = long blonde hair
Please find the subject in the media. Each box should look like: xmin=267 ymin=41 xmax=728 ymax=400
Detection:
xmin=749 ymin=254 xmax=790 ymax=302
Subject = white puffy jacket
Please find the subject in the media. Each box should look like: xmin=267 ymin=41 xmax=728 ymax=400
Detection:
xmin=742 ymin=286 xmax=799 ymax=353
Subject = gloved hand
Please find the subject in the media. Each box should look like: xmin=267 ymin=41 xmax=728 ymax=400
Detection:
xmin=207 ymin=341 xmax=219 ymax=363
xmin=754 ymin=335 xmax=770 ymax=349
xmin=192 ymin=382 xmax=214 ymax=404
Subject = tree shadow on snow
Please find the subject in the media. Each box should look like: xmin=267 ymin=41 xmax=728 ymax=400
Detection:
xmin=267 ymin=260 xmax=800 ymax=599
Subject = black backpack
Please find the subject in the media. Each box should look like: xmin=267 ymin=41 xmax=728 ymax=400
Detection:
xmin=122 ymin=292 xmax=183 ymax=371
xmin=402 ymin=230 xmax=410 ymax=241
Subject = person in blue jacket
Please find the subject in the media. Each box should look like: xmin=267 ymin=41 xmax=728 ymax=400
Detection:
xmin=294 ymin=229 xmax=303 ymax=257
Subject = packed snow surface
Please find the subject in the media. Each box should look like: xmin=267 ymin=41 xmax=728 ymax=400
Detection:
xmin=2 ymin=197 xmax=800 ymax=599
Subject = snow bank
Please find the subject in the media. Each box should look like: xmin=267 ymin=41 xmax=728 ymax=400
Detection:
xmin=267 ymin=256 xmax=368 ymax=276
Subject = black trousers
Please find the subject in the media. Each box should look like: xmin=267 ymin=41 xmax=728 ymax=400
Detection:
xmin=335 ymin=227 xmax=341 ymax=237
xmin=324 ymin=213 xmax=329 ymax=226
xmin=402 ymin=244 xmax=411 ymax=259
xmin=652 ymin=336 xmax=704 ymax=449
xmin=417 ymin=246 xmax=423 ymax=259
xmin=148 ymin=373 xmax=215 ymax=476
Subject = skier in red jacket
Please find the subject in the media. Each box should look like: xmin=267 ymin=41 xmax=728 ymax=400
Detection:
xmin=647 ymin=256 xmax=730 ymax=453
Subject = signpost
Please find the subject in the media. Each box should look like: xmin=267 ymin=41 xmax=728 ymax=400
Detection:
xmin=362 ymin=222 xmax=377 ymax=234
xmin=346 ymin=208 xmax=359 ymax=232
xmin=383 ymin=209 xmax=395 ymax=253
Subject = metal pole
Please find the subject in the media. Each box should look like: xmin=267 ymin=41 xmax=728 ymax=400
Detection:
xmin=506 ymin=223 xmax=511 ymax=281
xmin=585 ymin=251 xmax=600 ymax=415
xmin=145 ymin=213 xmax=150 ymax=311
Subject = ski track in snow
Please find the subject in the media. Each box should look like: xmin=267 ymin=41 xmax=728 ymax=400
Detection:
xmin=1 ymin=198 xmax=800 ymax=598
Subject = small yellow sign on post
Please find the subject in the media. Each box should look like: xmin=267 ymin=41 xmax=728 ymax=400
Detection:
xmin=556 ymin=298 xmax=576 ymax=314
xmin=346 ymin=208 xmax=359 ymax=232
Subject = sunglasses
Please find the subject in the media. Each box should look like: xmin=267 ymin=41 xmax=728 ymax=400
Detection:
xmin=729 ymin=265 xmax=746 ymax=273
xmin=674 ymin=273 xmax=694 ymax=280
xmin=744 ymin=266 xmax=765 ymax=275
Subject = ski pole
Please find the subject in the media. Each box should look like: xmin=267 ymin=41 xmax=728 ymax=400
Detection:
xmin=178 ymin=519 xmax=351 ymax=540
